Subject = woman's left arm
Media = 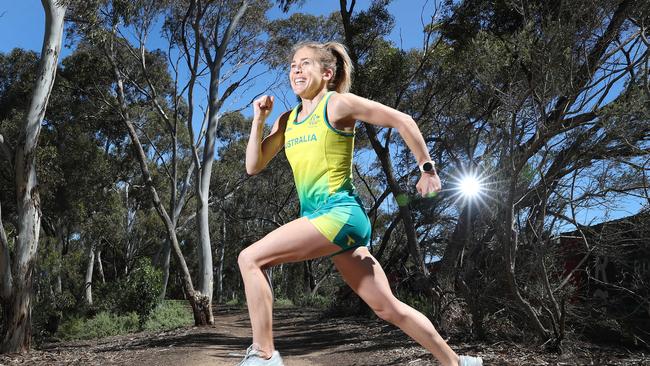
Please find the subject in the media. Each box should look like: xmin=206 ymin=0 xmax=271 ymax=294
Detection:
xmin=328 ymin=93 xmax=441 ymax=197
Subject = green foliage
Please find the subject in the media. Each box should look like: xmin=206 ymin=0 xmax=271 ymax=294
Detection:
xmin=273 ymin=298 xmax=294 ymax=308
xmin=143 ymin=300 xmax=193 ymax=331
xmin=119 ymin=258 xmax=163 ymax=327
xmin=295 ymin=294 xmax=331 ymax=308
xmin=225 ymin=297 xmax=244 ymax=307
xmin=93 ymin=258 xmax=162 ymax=328
xmin=266 ymin=12 xmax=342 ymax=68
xmin=55 ymin=301 xmax=192 ymax=341
xmin=33 ymin=240 xmax=89 ymax=337
xmin=56 ymin=311 xmax=139 ymax=341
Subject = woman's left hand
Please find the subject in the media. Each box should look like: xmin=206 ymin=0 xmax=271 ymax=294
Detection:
xmin=416 ymin=171 xmax=442 ymax=198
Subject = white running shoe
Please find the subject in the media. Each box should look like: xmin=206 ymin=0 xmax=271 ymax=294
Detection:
xmin=459 ymin=355 xmax=483 ymax=366
xmin=236 ymin=345 xmax=284 ymax=366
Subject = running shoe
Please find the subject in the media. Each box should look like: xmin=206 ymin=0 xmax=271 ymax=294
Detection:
xmin=236 ymin=345 xmax=284 ymax=366
xmin=459 ymin=355 xmax=483 ymax=366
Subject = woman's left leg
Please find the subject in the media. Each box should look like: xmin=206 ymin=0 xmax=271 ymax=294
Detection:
xmin=332 ymin=247 xmax=461 ymax=366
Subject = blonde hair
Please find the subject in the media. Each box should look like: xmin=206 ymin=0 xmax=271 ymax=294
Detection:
xmin=291 ymin=41 xmax=354 ymax=93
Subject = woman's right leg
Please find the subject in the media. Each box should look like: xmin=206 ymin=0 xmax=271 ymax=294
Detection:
xmin=237 ymin=217 xmax=341 ymax=358
xmin=333 ymin=247 xmax=462 ymax=366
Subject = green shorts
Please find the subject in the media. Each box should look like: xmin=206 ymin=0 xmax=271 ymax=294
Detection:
xmin=303 ymin=192 xmax=371 ymax=255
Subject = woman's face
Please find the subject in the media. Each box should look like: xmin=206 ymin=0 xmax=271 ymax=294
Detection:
xmin=289 ymin=47 xmax=331 ymax=97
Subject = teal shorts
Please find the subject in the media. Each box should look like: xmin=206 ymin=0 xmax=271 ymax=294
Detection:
xmin=303 ymin=192 xmax=371 ymax=255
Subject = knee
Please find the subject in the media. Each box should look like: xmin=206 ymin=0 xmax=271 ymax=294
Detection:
xmin=371 ymin=299 xmax=406 ymax=325
xmin=237 ymin=247 xmax=259 ymax=273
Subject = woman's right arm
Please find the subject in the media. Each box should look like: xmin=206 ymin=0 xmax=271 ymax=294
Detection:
xmin=246 ymin=95 xmax=289 ymax=175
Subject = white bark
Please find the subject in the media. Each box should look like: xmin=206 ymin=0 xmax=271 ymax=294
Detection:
xmin=124 ymin=182 xmax=136 ymax=275
xmin=84 ymin=246 xmax=95 ymax=305
xmin=196 ymin=0 xmax=249 ymax=304
xmin=1 ymin=0 xmax=66 ymax=353
xmin=159 ymin=239 xmax=171 ymax=301
xmin=107 ymin=29 xmax=212 ymax=325
xmin=96 ymin=249 xmax=105 ymax=284
xmin=54 ymin=223 xmax=64 ymax=294
xmin=215 ymin=216 xmax=226 ymax=303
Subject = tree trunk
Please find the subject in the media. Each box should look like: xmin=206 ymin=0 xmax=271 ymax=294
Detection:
xmin=54 ymin=223 xmax=64 ymax=295
xmin=84 ymin=245 xmax=95 ymax=305
xmin=1 ymin=281 xmax=33 ymax=354
xmin=0 ymin=202 xmax=11 ymax=301
xmin=96 ymin=249 xmax=105 ymax=284
xmin=108 ymin=33 xmax=211 ymax=324
xmin=159 ymin=239 xmax=171 ymax=301
xmin=194 ymin=0 xmax=249 ymax=320
xmin=215 ymin=216 xmax=226 ymax=304
xmin=365 ymin=124 xmax=427 ymax=274
xmin=124 ymin=181 xmax=136 ymax=275
xmin=0 ymin=0 xmax=66 ymax=353
xmin=437 ymin=205 xmax=474 ymax=282
xmin=338 ymin=1 xmax=426 ymax=274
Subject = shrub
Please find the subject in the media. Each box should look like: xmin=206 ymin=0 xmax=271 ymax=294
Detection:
xmin=122 ymin=258 xmax=163 ymax=327
xmin=274 ymin=298 xmax=294 ymax=308
xmin=93 ymin=258 xmax=163 ymax=328
xmin=144 ymin=300 xmax=193 ymax=331
xmin=56 ymin=311 xmax=139 ymax=340
xmin=225 ymin=297 xmax=243 ymax=307
xmin=295 ymin=294 xmax=331 ymax=308
xmin=56 ymin=300 xmax=193 ymax=340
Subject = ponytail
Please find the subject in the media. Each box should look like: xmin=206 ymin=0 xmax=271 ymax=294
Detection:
xmin=291 ymin=41 xmax=354 ymax=93
xmin=323 ymin=42 xmax=353 ymax=93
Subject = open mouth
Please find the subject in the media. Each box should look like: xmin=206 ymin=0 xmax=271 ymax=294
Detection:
xmin=293 ymin=77 xmax=306 ymax=86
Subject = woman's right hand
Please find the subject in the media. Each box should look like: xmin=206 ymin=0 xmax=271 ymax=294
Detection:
xmin=253 ymin=95 xmax=274 ymax=122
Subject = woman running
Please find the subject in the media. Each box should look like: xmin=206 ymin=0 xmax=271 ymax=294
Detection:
xmin=239 ymin=41 xmax=483 ymax=366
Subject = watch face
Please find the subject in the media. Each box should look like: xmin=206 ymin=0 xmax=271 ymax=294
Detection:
xmin=422 ymin=162 xmax=434 ymax=171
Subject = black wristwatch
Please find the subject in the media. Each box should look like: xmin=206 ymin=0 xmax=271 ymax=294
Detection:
xmin=419 ymin=160 xmax=436 ymax=174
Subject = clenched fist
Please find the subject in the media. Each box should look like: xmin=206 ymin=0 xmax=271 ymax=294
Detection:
xmin=253 ymin=95 xmax=274 ymax=121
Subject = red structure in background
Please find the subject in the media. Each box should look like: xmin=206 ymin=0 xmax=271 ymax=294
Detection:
xmin=556 ymin=210 xmax=649 ymax=314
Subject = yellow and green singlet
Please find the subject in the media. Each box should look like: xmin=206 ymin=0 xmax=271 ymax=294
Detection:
xmin=284 ymin=91 xmax=371 ymax=252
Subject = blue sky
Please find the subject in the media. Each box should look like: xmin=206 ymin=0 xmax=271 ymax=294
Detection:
xmin=1 ymin=1 xmax=645 ymax=227
xmin=0 ymin=1 xmax=436 ymax=56
xmin=0 ymin=0 xmax=437 ymax=132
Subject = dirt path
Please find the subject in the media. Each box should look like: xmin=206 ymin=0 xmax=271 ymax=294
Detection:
xmin=1 ymin=307 xmax=649 ymax=365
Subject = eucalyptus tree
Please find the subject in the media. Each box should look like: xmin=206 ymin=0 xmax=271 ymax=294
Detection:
xmin=66 ymin=0 xmax=277 ymax=323
xmin=430 ymin=0 xmax=650 ymax=345
xmin=210 ymin=112 xmax=300 ymax=301
xmin=334 ymin=0 xmax=453 ymax=278
xmin=165 ymin=0 xmax=272 ymax=315
xmin=0 ymin=0 xmax=67 ymax=353
xmin=0 ymin=45 xmax=129 ymax=340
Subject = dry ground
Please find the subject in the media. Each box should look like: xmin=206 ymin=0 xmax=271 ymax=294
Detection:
xmin=1 ymin=307 xmax=648 ymax=365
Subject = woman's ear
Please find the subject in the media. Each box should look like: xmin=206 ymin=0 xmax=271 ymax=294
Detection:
xmin=322 ymin=67 xmax=334 ymax=81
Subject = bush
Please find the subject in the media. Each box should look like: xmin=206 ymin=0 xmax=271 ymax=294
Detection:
xmin=56 ymin=311 xmax=139 ymax=341
xmin=94 ymin=258 xmax=162 ymax=328
xmin=295 ymin=294 xmax=331 ymax=308
xmin=144 ymin=300 xmax=193 ymax=331
xmin=122 ymin=258 xmax=163 ymax=327
xmin=225 ymin=297 xmax=243 ymax=307
xmin=56 ymin=300 xmax=193 ymax=340
xmin=274 ymin=298 xmax=294 ymax=308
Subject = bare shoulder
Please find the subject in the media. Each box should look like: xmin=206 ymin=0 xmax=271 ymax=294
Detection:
xmin=327 ymin=92 xmax=366 ymax=122
xmin=328 ymin=92 xmax=409 ymax=128
xmin=328 ymin=92 xmax=364 ymax=109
